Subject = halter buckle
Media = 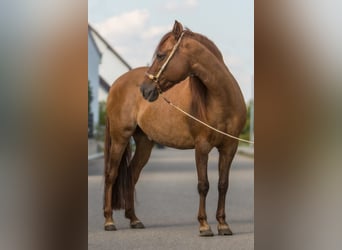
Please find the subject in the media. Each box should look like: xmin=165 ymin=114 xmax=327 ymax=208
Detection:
xmin=145 ymin=72 xmax=158 ymax=82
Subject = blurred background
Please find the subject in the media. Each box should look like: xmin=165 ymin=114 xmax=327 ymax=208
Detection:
xmin=0 ymin=1 xmax=341 ymax=250
xmin=87 ymin=3 xmax=254 ymax=249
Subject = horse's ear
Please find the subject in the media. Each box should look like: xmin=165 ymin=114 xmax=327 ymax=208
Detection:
xmin=172 ymin=20 xmax=183 ymax=40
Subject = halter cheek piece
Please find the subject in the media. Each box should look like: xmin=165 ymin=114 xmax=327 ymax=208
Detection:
xmin=145 ymin=31 xmax=186 ymax=92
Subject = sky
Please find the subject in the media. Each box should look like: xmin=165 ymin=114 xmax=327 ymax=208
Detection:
xmin=88 ymin=0 xmax=254 ymax=101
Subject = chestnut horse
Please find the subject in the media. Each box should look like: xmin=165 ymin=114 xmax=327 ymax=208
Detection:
xmin=104 ymin=21 xmax=246 ymax=236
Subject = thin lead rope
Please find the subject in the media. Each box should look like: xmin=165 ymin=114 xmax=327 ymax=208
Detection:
xmin=159 ymin=94 xmax=255 ymax=144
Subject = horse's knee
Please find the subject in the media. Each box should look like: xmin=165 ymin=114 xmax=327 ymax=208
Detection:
xmin=197 ymin=181 xmax=209 ymax=195
xmin=218 ymin=181 xmax=228 ymax=193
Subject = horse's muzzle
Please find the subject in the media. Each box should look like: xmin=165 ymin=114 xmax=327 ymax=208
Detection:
xmin=140 ymin=83 xmax=159 ymax=102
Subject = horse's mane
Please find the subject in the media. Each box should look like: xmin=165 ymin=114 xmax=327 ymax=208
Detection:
xmin=155 ymin=28 xmax=225 ymax=122
xmin=154 ymin=28 xmax=224 ymax=61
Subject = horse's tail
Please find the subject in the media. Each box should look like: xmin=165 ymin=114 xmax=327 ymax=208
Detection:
xmin=104 ymin=117 xmax=133 ymax=210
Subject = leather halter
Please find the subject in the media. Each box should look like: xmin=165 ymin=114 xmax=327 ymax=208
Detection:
xmin=145 ymin=31 xmax=186 ymax=88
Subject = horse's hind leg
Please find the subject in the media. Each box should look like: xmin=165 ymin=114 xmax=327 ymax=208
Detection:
xmin=104 ymin=140 xmax=126 ymax=230
xmin=125 ymin=129 xmax=154 ymax=228
xmin=103 ymin=111 xmax=136 ymax=231
xmin=216 ymin=142 xmax=238 ymax=235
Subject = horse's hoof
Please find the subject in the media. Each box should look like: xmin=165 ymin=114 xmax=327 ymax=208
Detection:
xmin=199 ymin=229 xmax=214 ymax=237
xmin=130 ymin=221 xmax=145 ymax=229
xmin=104 ymin=223 xmax=117 ymax=231
xmin=218 ymin=227 xmax=233 ymax=236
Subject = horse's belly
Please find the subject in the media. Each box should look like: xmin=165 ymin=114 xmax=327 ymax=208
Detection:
xmin=137 ymin=106 xmax=195 ymax=149
xmin=139 ymin=122 xmax=195 ymax=149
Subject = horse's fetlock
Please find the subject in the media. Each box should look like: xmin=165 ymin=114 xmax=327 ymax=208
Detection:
xmin=198 ymin=214 xmax=207 ymax=221
xmin=216 ymin=213 xmax=226 ymax=221
xmin=104 ymin=209 xmax=112 ymax=218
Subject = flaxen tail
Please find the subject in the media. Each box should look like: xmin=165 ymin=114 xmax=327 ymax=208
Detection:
xmin=104 ymin=117 xmax=132 ymax=210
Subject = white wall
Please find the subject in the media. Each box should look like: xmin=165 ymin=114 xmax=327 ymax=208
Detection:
xmin=91 ymin=33 xmax=130 ymax=86
xmin=98 ymin=85 xmax=108 ymax=103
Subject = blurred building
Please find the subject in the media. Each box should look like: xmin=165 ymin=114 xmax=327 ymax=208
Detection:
xmin=88 ymin=24 xmax=131 ymax=136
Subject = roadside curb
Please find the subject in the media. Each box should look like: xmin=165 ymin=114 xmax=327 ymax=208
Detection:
xmin=237 ymin=147 xmax=254 ymax=158
xmin=88 ymin=153 xmax=104 ymax=161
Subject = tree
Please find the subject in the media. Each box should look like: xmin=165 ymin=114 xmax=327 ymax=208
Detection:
xmin=98 ymin=101 xmax=106 ymax=126
xmin=88 ymin=81 xmax=94 ymax=138
xmin=88 ymin=81 xmax=93 ymax=115
xmin=240 ymin=100 xmax=253 ymax=142
xmin=95 ymin=101 xmax=107 ymax=141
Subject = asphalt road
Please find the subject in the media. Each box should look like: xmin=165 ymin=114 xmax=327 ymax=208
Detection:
xmin=88 ymin=147 xmax=254 ymax=250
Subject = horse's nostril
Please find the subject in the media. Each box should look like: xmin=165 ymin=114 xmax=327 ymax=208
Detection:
xmin=140 ymin=84 xmax=151 ymax=98
xmin=140 ymin=83 xmax=159 ymax=102
xmin=140 ymin=85 xmax=147 ymax=98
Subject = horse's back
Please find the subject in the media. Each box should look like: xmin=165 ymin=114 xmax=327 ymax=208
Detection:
xmin=107 ymin=67 xmax=147 ymax=109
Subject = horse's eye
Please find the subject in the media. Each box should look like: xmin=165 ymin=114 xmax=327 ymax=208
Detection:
xmin=156 ymin=53 xmax=166 ymax=60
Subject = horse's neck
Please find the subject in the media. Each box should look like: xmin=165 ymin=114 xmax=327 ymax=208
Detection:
xmin=189 ymin=43 xmax=243 ymax=109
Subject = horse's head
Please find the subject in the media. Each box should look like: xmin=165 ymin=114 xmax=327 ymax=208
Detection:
xmin=140 ymin=20 xmax=191 ymax=102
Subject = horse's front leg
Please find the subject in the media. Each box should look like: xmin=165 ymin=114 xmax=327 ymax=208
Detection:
xmin=195 ymin=144 xmax=213 ymax=236
xmin=216 ymin=144 xmax=238 ymax=235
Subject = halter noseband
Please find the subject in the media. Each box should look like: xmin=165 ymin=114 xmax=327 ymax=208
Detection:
xmin=145 ymin=31 xmax=186 ymax=87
